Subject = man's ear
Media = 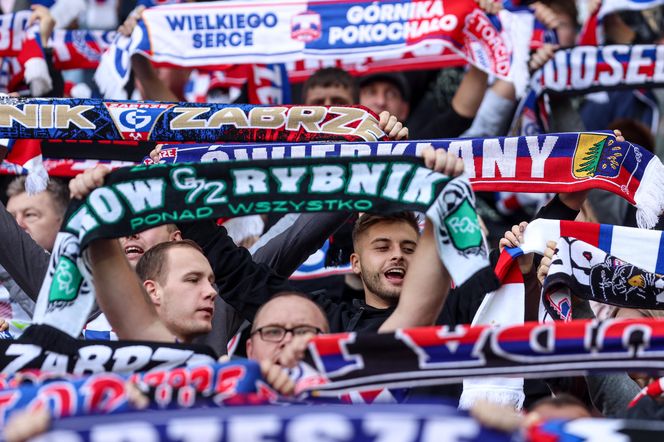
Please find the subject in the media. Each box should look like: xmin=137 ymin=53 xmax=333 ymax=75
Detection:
xmin=245 ymin=338 xmax=254 ymax=359
xmin=170 ymin=230 xmax=182 ymax=241
xmin=143 ymin=279 xmax=161 ymax=306
xmin=350 ymin=253 xmax=362 ymax=275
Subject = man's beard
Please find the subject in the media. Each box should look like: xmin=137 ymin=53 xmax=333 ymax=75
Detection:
xmin=361 ymin=270 xmax=401 ymax=305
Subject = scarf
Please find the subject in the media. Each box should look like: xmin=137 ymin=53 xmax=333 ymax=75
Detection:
xmin=183 ymin=64 xmax=291 ymax=106
xmin=49 ymin=29 xmax=116 ymax=71
xmin=286 ymin=47 xmax=467 ymax=83
xmin=462 ymin=218 xmax=664 ymax=408
xmin=0 ymin=324 xmax=215 ymax=376
xmin=31 ymin=156 xmax=493 ymax=338
xmin=528 ymin=418 xmax=664 ymax=442
xmin=150 ymin=133 xmax=664 ymax=228
xmin=579 ymin=0 xmax=664 ymax=46
xmin=0 ymin=98 xmax=385 ymax=142
xmin=512 ymin=44 xmax=664 ymax=136
xmin=37 ymin=403 xmax=517 ymax=442
xmin=629 ymin=377 xmax=664 ymax=408
xmin=292 ymin=317 xmax=664 ymax=396
xmin=490 ymin=219 xmax=664 ymax=323
xmin=0 ymin=11 xmax=51 ymax=96
xmin=542 ymin=237 xmax=664 ymax=321
xmin=4 ymin=139 xmax=48 ymax=193
xmin=94 ymin=0 xmax=533 ymax=98
xmin=0 ymin=359 xmax=268 ymax=423
xmin=1 ymin=157 xmax=136 ymax=177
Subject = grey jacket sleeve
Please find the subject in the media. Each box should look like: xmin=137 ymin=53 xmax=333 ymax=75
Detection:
xmin=0 ymin=200 xmax=49 ymax=301
xmin=586 ymin=374 xmax=641 ymax=417
xmin=250 ymin=212 xmax=352 ymax=277
xmin=461 ymin=88 xmax=516 ymax=138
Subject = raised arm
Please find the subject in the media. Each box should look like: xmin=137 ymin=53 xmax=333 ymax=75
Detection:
xmin=118 ymin=6 xmax=179 ymax=102
xmin=87 ymin=238 xmax=172 ymax=341
xmin=70 ymin=167 xmax=173 ymax=341
xmin=379 ymin=147 xmax=463 ymax=332
xmin=250 ymin=212 xmax=352 ymax=277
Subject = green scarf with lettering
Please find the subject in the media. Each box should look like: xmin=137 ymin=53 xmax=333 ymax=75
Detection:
xmin=32 ymin=156 xmax=497 ymax=336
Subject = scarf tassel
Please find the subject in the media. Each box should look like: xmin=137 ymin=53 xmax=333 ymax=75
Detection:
xmin=459 ymin=382 xmax=525 ymax=411
xmin=634 ymin=158 xmax=664 ymax=229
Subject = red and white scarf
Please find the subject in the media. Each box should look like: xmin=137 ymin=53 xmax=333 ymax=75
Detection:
xmin=462 ymin=218 xmax=664 ymax=409
xmin=94 ymin=0 xmax=533 ymax=98
xmin=0 ymin=11 xmax=51 ymax=96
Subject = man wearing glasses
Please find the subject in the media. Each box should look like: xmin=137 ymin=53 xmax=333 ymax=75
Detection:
xmin=246 ymin=292 xmax=329 ymax=363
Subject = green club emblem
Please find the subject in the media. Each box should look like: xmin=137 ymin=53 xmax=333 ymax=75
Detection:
xmin=48 ymin=256 xmax=83 ymax=302
xmin=444 ymin=199 xmax=482 ymax=251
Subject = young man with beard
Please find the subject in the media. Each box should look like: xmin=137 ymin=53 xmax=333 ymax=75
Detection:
xmin=207 ymin=147 xmax=466 ymax=334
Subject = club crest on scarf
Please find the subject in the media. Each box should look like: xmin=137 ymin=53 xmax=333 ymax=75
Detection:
xmin=591 ymin=258 xmax=664 ymax=304
xmin=543 ymin=237 xmax=664 ymax=321
xmin=291 ymin=11 xmax=321 ymax=43
xmin=104 ymin=102 xmax=175 ymax=141
xmin=572 ymin=133 xmax=629 ymax=180
xmin=431 ymin=179 xmax=486 ymax=258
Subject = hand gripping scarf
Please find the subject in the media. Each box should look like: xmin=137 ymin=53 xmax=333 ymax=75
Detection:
xmin=32 ymin=156 xmax=495 ymax=338
xmin=542 ymin=237 xmax=664 ymax=321
xmin=462 ymin=218 xmax=664 ymax=409
xmin=0 ymin=98 xmax=386 ymax=142
xmin=151 ymin=131 xmax=664 ymax=228
xmin=0 ymin=98 xmax=385 ymax=191
xmin=94 ymin=0 xmax=533 ymax=98
xmin=489 ymin=219 xmax=664 ymax=323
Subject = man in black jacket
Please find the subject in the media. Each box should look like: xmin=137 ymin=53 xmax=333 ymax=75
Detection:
xmin=197 ymin=146 xmax=466 ymax=334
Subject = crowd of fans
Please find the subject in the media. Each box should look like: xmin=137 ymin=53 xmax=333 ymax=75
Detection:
xmin=1 ymin=0 xmax=664 ymax=439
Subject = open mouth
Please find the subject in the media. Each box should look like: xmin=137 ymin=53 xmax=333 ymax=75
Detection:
xmin=124 ymin=245 xmax=145 ymax=259
xmin=384 ymin=267 xmax=406 ymax=284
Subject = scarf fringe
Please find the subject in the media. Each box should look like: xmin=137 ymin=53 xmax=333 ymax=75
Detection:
xmin=458 ymin=383 xmax=525 ymax=411
xmin=24 ymin=57 xmax=52 ymax=97
xmin=94 ymin=52 xmax=128 ymax=100
xmin=634 ymin=157 xmax=664 ymax=229
xmin=24 ymin=158 xmax=49 ymax=194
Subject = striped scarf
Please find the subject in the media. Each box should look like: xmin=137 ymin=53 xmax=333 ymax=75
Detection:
xmin=0 ymin=10 xmax=51 ymax=96
xmin=463 ymin=218 xmax=664 ymax=408
xmin=32 ymin=156 xmax=492 ymax=338
xmin=149 ymin=133 xmax=664 ymax=228
xmin=512 ymin=44 xmax=664 ymax=136
xmin=94 ymin=0 xmax=533 ymax=98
